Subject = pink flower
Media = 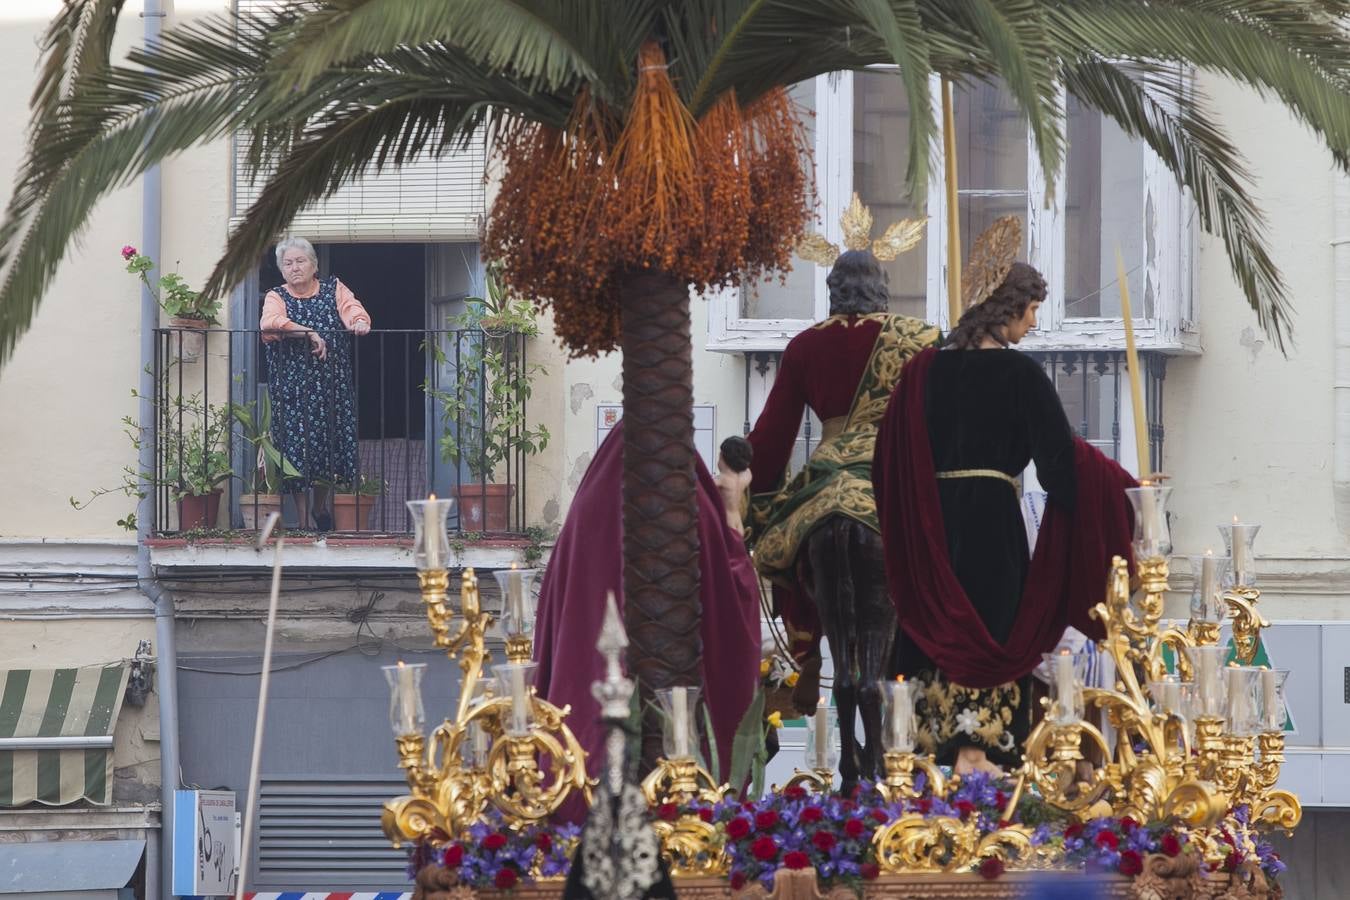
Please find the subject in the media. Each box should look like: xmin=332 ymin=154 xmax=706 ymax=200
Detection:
xmin=121 ymin=245 xmax=138 ymax=260
xmin=1095 ymin=830 xmax=1120 ymax=850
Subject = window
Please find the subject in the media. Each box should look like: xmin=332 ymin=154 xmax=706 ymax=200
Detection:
xmin=708 ymin=70 xmax=1195 ymax=354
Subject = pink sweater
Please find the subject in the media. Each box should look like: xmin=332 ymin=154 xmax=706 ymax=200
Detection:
xmin=259 ymin=278 xmax=371 ymax=342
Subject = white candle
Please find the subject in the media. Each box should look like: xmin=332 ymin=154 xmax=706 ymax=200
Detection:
xmin=672 ymin=687 xmax=690 ymax=758
xmin=1158 ymin=678 xmax=1184 ymax=717
xmin=424 ymin=495 xmax=441 ymax=570
xmin=509 ymin=665 xmax=529 ymax=734
xmin=396 ymin=661 xmax=416 ymax=734
xmin=1231 ymin=517 xmax=1248 ymax=584
xmin=888 ymin=679 xmax=912 ymax=752
xmin=1261 ymin=668 xmax=1280 ymax=731
xmin=1226 ymin=667 xmax=1254 ymax=730
xmin=814 ymin=699 xmax=830 ymax=769
xmin=1140 ymin=486 xmax=1159 ymax=552
xmin=1054 ymin=650 xmax=1077 ymax=723
xmin=1200 ymin=551 xmax=1219 ymax=618
xmin=507 ymin=565 xmax=524 ymax=633
xmin=1196 ymin=651 xmax=1219 ymax=716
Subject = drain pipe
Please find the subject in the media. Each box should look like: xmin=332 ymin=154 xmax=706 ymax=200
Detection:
xmin=137 ymin=2 xmax=178 ymax=898
xmin=1334 ymin=172 xmax=1350 ymax=535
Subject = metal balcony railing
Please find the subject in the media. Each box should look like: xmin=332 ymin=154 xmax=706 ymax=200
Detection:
xmin=149 ymin=327 xmax=535 ymax=536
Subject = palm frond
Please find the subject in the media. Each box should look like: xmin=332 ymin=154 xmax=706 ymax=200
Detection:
xmin=1063 ymin=58 xmax=1293 ymax=350
xmin=1047 ymin=1 xmax=1350 ymax=170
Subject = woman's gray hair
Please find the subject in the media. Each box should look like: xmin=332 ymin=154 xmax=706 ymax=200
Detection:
xmin=275 ymin=236 xmax=318 ymax=269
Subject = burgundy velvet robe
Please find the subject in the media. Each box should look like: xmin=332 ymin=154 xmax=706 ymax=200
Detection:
xmin=533 ymin=421 xmax=760 ymax=819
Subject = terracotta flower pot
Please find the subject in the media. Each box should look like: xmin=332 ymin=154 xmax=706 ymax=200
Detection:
xmin=455 ymin=483 xmax=515 ymax=532
xmin=168 ymin=316 xmax=209 ymax=362
xmin=178 ymin=490 xmax=221 ymax=530
xmin=333 ymin=492 xmax=381 ymax=531
xmin=239 ymin=493 xmax=282 ymax=531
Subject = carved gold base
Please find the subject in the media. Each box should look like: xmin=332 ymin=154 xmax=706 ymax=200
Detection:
xmin=641 ymin=755 xmax=727 ymax=806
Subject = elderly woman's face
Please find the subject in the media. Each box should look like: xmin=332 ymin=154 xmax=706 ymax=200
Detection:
xmin=281 ymin=249 xmax=316 ymax=286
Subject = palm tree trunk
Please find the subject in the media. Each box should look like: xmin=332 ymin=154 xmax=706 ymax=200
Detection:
xmin=618 ymin=271 xmax=703 ymax=770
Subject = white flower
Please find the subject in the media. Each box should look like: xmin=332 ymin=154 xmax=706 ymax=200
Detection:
xmin=955 ymin=708 xmax=982 ymax=735
xmin=998 ymin=731 xmax=1015 ymax=751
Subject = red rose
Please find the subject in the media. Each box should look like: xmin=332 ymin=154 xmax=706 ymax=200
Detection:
xmin=755 ymin=810 xmax=780 ymax=830
xmin=812 ymin=831 xmax=837 ymax=852
xmin=978 ymin=857 xmax=1005 ymax=880
xmin=1120 ymin=816 xmax=1139 ymax=832
xmin=869 ymin=808 xmax=889 ymax=823
xmin=536 ymin=832 xmax=552 ymax=853
xmin=730 ymin=871 xmax=747 ymax=891
xmin=955 ymin=800 xmax=975 ymax=818
xmin=860 ymin=862 xmax=880 ymax=880
xmin=800 ymin=806 xmax=824 ymax=824
xmin=841 ymin=799 xmax=857 ymax=812
xmin=1064 ymin=823 xmax=1084 ymax=841
xmin=1119 ymin=850 xmax=1144 ymax=876
xmin=784 ymin=850 xmax=811 ymax=870
xmin=913 ymin=797 xmax=931 ymax=815
xmin=844 ymin=818 xmax=865 ymax=839
xmin=698 ymin=807 xmax=714 ymax=822
xmin=1161 ymin=833 xmax=1183 ymax=857
xmin=442 ymin=844 xmax=464 ymax=867
xmin=494 ymin=867 xmax=519 ymax=890
xmin=996 ymin=819 xmax=1012 ymax=829
xmin=783 ymin=785 xmax=807 ymax=801
xmin=727 ymin=817 xmax=752 ymax=840
xmin=1224 ymin=851 xmax=1242 ymax=873
xmin=995 ymin=791 xmax=1008 ymax=808
xmin=483 ymin=832 xmax=508 ymax=851
xmin=751 ymin=836 xmax=778 ymax=862
xmin=1095 ymin=830 xmax=1120 ymax=850
xmin=658 ymin=802 xmax=679 ymax=822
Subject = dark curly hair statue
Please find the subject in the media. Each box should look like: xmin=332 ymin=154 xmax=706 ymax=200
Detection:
xmin=945 ymin=262 xmax=1047 ymax=350
xmin=827 ymin=250 xmax=890 ymax=316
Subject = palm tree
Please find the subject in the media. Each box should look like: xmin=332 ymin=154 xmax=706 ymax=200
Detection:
xmin=4 ymin=0 xmax=1350 ymax=764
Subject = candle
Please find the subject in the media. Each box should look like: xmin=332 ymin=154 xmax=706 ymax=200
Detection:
xmin=1158 ymin=677 xmax=1184 ymax=718
xmin=1226 ymin=667 xmax=1256 ymax=733
xmin=1228 ymin=516 xmax=1258 ymax=587
xmin=1196 ymin=649 xmax=1219 ymax=717
xmin=886 ymin=677 xmax=913 ymax=752
xmin=672 ymin=687 xmax=690 ymax=758
xmin=1117 ymin=249 xmax=1150 ymax=477
xmin=1054 ymin=648 xmax=1076 ymax=723
xmin=509 ymin=664 xmax=530 ymax=735
xmin=814 ymin=698 xmax=830 ymax=769
xmin=507 ymin=563 xmax=524 ymax=634
xmin=1200 ymin=551 xmax=1219 ymax=613
xmin=396 ymin=661 xmax=416 ymax=734
xmin=424 ymin=494 xmax=441 ymax=570
xmin=1261 ymin=668 xmax=1280 ymax=731
xmin=467 ymin=720 xmax=490 ymax=766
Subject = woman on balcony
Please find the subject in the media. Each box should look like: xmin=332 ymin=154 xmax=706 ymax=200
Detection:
xmin=260 ymin=236 xmax=372 ymax=530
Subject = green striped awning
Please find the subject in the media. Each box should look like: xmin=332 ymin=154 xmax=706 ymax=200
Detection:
xmin=0 ymin=664 xmax=129 ymax=807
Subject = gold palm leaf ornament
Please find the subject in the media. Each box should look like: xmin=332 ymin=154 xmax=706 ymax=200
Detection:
xmin=961 ymin=216 xmax=1022 ymax=309
xmin=795 ymin=193 xmax=926 ymax=266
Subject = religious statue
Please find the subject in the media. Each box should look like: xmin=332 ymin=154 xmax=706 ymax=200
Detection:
xmin=745 ymin=196 xmax=939 ymax=790
xmin=872 ymin=217 xmax=1138 ymax=776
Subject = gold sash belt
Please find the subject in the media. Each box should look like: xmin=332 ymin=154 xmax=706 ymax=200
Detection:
xmin=935 ymin=468 xmax=1018 ymax=489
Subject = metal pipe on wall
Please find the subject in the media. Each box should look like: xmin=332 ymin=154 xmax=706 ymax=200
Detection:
xmin=1333 ymin=172 xmax=1350 ymax=535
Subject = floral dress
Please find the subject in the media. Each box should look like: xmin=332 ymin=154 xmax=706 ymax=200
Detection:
xmin=265 ymin=277 xmax=358 ymax=492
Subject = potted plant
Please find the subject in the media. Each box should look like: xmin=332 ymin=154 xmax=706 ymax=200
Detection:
xmin=332 ymin=474 xmax=386 ymax=531
xmin=122 ymin=244 xmax=221 ymax=363
xmin=428 ymin=264 xmax=549 ymax=532
xmin=163 ymin=397 xmax=233 ymax=530
xmin=231 ymin=392 xmax=299 ymax=530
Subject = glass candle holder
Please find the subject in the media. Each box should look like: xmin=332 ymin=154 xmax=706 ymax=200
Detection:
xmin=494 ymin=661 xmax=538 ymax=738
xmin=1225 ymin=666 xmax=1263 ymax=736
xmin=656 ymin=686 xmax=701 ymax=760
xmin=1149 ymin=676 xmax=1191 ymax=720
xmin=1189 ymin=553 xmax=1232 ymax=624
xmin=1219 ymin=519 xmax=1261 ymax=588
xmin=1259 ymin=668 xmax=1290 ymax=733
xmin=1043 ymin=649 xmax=1090 ymax=725
xmin=492 ymin=566 xmax=540 ymax=637
xmin=1126 ymin=485 xmax=1173 ymax=560
xmin=805 ymin=699 xmax=838 ymax=771
xmin=406 ymin=496 xmax=454 ymax=571
xmin=880 ymin=679 xmax=915 ymax=753
xmin=462 ymin=682 xmax=494 ymax=767
xmin=382 ymin=661 xmax=427 ymax=736
xmin=1184 ymin=644 xmax=1227 ymax=719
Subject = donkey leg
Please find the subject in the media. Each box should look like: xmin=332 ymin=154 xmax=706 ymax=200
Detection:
xmin=851 ymin=524 xmax=895 ymax=782
xmin=807 ymin=522 xmax=860 ymax=792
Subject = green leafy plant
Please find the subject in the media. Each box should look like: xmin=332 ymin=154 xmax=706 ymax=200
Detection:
xmin=230 ymin=391 xmax=300 ymax=494
xmin=333 ymin=473 xmax=386 ymax=495
xmin=121 ymin=245 xmax=221 ymax=324
xmin=427 ymin=265 xmax=550 ymax=482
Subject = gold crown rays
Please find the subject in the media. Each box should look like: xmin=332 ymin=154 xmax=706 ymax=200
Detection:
xmin=795 ymin=194 xmax=926 ymax=265
xmin=961 ymin=215 xmax=1022 ymax=310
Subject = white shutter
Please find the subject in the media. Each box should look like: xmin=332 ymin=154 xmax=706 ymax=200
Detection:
xmin=230 ymin=1 xmax=486 ymax=242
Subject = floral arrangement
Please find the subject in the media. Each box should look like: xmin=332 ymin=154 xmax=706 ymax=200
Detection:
xmin=121 ymin=245 xmax=222 ymax=324
xmin=409 ymin=808 xmax=580 ymax=890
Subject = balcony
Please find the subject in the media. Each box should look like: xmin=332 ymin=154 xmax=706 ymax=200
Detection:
xmin=142 ymin=326 xmax=544 ymax=568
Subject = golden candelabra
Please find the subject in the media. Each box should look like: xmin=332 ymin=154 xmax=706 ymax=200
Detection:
xmin=382 ymin=563 xmax=593 ymax=846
